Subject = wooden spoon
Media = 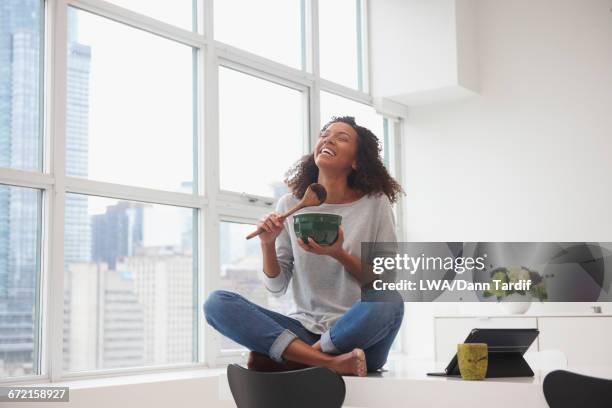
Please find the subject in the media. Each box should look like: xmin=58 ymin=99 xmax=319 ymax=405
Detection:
xmin=245 ymin=183 xmax=327 ymax=240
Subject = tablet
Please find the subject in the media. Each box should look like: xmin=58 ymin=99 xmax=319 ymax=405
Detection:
xmin=427 ymin=328 xmax=539 ymax=378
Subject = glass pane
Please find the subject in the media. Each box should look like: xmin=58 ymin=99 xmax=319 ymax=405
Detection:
xmin=381 ymin=118 xmax=396 ymax=177
xmin=219 ymin=221 xmax=294 ymax=351
xmin=66 ymin=8 xmax=196 ymax=192
xmin=319 ymin=0 xmax=361 ymax=89
xmin=0 ymin=185 xmax=42 ymax=378
xmin=103 ymin=0 xmax=198 ymax=32
xmin=214 ymin=0 xmax=303 ymax=69
xmin=64 ymin=194 xmax=197 ymax=372
xmin=219 ymin=67 xmax=303 ymax=198
xmin=320 ymin=91 xmax=384 ymax=142
xmin=0 ymin=0 xmax=43 ymax=172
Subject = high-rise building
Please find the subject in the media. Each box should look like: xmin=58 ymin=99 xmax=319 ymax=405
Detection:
xmin=117 ymin=248 xmax=195 ymax=365
xmin=92 ymin=201 xmax=145 ymax=270
xmin=0 ymin=0 xmax=41 ymax=300
xmin=0 ymin=0 xmax=92 ymax=377
xmin=0 ymin=0 xmax=43 ymax=377
xmin=65 ymin=39 xmax=92 ymax=265
xmin=2 ymin=3 xmax=197 ymax=375
xmin=64 ymin=262 xmax=145 ymax=371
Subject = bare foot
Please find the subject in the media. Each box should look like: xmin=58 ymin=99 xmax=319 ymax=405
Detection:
xmin=247 ymin=351 xmax=309 ymax=372
xmin=330 ymin=348 xmax=367 ymax=377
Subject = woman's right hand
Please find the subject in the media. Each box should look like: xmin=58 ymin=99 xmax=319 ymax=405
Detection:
xmin=257 ymin=212 xmax=284 ymax=244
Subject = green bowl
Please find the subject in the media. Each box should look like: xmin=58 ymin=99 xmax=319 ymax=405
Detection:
xmin=293 ymin=213 xmax=342 ymax=246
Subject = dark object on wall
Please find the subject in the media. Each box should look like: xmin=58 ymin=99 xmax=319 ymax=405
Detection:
xmin=227 ymin=364 xmax=346 ymax=408
xmin=543 ymin=369 xmax=612 ymax=408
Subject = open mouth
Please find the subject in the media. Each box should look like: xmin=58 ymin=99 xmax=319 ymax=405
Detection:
xmin=319 ymin=146 xmax=336 ymax=158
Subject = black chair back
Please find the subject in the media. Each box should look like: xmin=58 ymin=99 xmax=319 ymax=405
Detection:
xmin=227 ymin=364 xmax=346 ymax=408
xmin=543 ymin=369 xmax=612 ymax=408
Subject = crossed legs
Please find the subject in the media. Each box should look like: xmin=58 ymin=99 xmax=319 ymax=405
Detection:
xmin=204 ymin=290 xmax=403 ymax=375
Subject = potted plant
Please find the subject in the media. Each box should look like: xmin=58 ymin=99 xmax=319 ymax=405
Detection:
xmin=482 ymin=266 xmax=547 ymax=314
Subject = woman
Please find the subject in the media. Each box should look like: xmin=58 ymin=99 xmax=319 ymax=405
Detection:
xmin=204 ymin=116 xmax=404 ymax=376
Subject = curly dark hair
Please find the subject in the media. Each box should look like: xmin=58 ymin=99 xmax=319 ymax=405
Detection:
xmin=284 ymin=116 xmax=405 ymax=204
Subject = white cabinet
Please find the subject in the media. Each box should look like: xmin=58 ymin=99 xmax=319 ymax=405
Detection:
xmin=369 ymin=0 xmax=479 ymax=106
xmin=538 ymin=317 xmax=612 ymax=366
xmin=434 ymin=314 xmax=612 ymax=366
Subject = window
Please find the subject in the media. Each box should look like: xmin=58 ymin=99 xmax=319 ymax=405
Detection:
xmin=0 ymin=185 xmax=42 ymax=378
xmin=0 ymin=0 xmax=43 ymax=172
xmin=381 ymin=118 xmax=397 ymax=177
xmin=0 ymin=0 xmax=44 ymax=381
xmin=218 ymin=221 xmax=294 ymax=352
xmin=214 ymin=0 xmax=304 ymax=69
xmin=66 ymin=8 xmax=197 ymax=192
xmin=0 ymin=0 xmax=404 ymax=380
xmin=218 ymin=67 xmax=304 ymax=198
xmin=63 ymin=195 xmax=197 ymax=372
xmin=320 ymin=91 xmax=399 ymax=176
xmin=320 ymin=91 xmax=384 ymax=145
xmin=321 ymin=91 xmax=399 ymax=195
xmin=319 ymin=0 xmax=364 ymax=89
xmin=102 ymin=0 xmax=199 ymax=32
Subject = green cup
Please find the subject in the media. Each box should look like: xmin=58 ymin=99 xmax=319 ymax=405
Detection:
xmin=457 ymin=343 xmax=488 ymax=380
xmin=293 ymin=213 xmax=342 ymax=246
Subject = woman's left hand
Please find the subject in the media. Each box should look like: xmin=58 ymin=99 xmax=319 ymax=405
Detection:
xmin=297 ymin=226 xmax=345 ymax=258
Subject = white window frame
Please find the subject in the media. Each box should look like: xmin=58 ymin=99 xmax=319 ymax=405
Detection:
xmin=213 ymin=215 xmax=258 ymax=364
xmin=0 ymin=0 xmax=408 ymax=384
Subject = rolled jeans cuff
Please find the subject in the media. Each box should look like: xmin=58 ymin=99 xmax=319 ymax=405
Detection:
xmin=320 ymin=329 xmax=341 ymax=354
xmin=269 ymin=329 xmax=298 ymax=363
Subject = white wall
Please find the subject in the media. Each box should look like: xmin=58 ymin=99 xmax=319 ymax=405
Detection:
xmin=401 ymin=0 xmax=612 ymax=358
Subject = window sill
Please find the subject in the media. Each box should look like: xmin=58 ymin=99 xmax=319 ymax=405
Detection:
xmin=21 ymin=367 xmax=226 ymax=390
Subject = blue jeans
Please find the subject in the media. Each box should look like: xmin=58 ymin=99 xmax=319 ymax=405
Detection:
xmin=204 ymin=290 xmax=404 ymax=372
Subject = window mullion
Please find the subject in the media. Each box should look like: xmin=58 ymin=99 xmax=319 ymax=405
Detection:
xmin=0 ymin=169 xmax=54 ymax=190
xmin=202 ymin=0 xmax=220 ymax=365
xmin=358 ymin=0 xmax=370 ymax=94
xmin=393 ymin=119 xmax=406 ymax=242
xmin=310 ymin=0 xmax=320 ymax=78
xmin=46 ymin=0 xmax=69 ymax=383
xmin=306 ymin=0 xmax=320 ymax=150
xmin=194 ymin=0 xmax=210 ymax=367
xmin=66 ymin=0 xmax=205 ymax=48
xmin=216 ymin=52 xmax=313 ymax=91
xmin=309 ymin=81 xmax=320 ymax=151
xmin=320 ymin=78 xmax=373 ymax=106
xmin=63 ymin=177 xmax=206 ymax=209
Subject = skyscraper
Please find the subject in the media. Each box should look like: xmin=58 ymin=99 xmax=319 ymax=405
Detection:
xmin=117 ymin=248 xmax=194 ymax=365
xmin=92 ymin=201 xmax=144 ymax=270
xmin=64 ymin=15 xmax=93 ymax=265
xmin=0 ymin=0 xmax=92 ymax=377
xmin=0 ymin=0 xmax=43 ymax=377
xmin=0 ymin=0 xmax=41 ymax=298
xmin=63 ymin=262 xmax=145 ymax=371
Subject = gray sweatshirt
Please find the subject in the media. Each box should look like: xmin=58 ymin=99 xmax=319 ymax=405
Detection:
xmin=263 ymin=192 xmax=397 ymax=334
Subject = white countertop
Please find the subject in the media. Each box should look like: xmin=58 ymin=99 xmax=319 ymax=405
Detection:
xmin=218 ymin=356 xmax=612 ymax=408
xmin=434 ymin=312 xmax=612 ymax=318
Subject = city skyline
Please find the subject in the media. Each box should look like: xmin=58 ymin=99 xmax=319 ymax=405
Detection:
xmin=0 ymin=0 xmax=46 ymax=378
